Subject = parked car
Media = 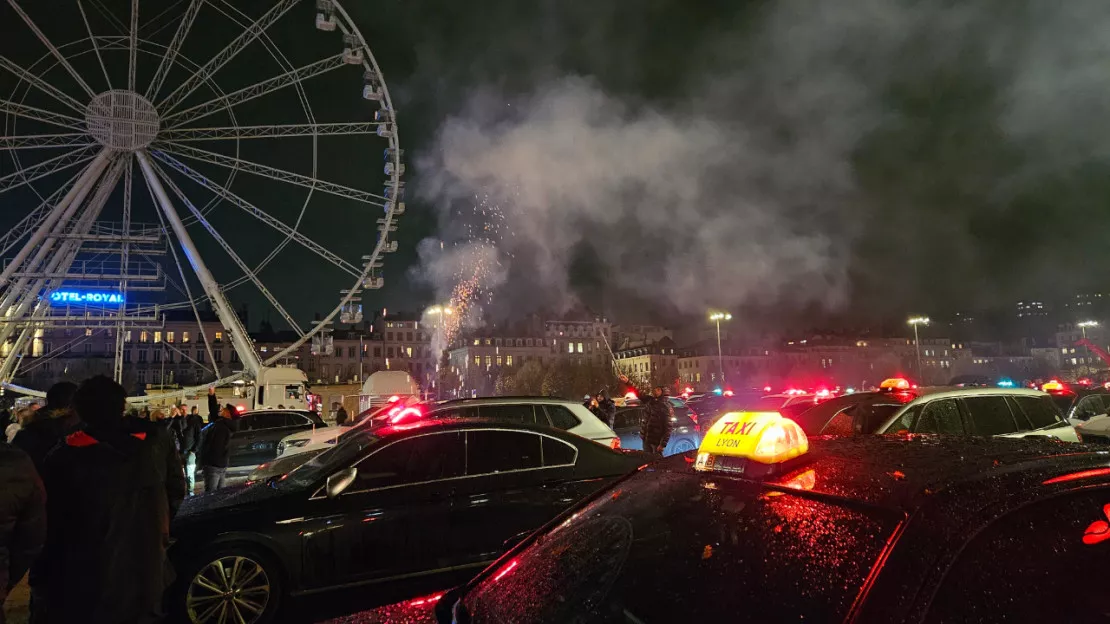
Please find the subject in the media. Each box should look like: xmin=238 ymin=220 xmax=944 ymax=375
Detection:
xmin=169 ymin=419 xmax=644 ymax=623
xmin=790 ymin=391 xmax=917 ymax=435
xmin=274 ymin=396 xmax=618 ymax=463
xmin=222 ymin=409 xmax=326 ymax=480
xmin=610 ymin=405 xmax=701 ymax=455
xmin=1043 ymin=384 xmax=1110 ymax=426
xmin=875 ymin=388 xmax=1078 ymax=441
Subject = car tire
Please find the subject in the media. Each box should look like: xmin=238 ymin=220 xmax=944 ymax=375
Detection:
xmin=173 ymin=544 xmax=284 ymax=624
xmin=672 ymin=439 xmax=696 ymax=453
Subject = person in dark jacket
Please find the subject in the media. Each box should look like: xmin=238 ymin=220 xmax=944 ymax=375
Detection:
xmin=335 ymin=403 xmax=349 ymax=426
xmin=595 ymin=389 xmax=617 ymax=429
xmin=35 ymin=375 xmax=185 ymax=624
xmin=639 ymin=385 xmax=674 ymax=456
xmin=0 ymin=442 xmax=45 ymax=623
xmin=11 ymin=382 xmax=79 ymax=474
xmin=179 ymin=406 xmax=204 ymax=496
xmin=198 ymin=387 xmax=236 ymax=491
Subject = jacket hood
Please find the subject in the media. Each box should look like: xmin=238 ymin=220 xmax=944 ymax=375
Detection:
xmin=65 ymin=428 xmax=149 ymax=458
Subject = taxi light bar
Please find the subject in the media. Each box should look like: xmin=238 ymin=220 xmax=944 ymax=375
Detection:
xmin=390 ymin=406 xmax=422 ymax=424
xmin=610 ymin=437 xmax=621 ymax=450
xmin=234 ymin=405 xmax=246 ymax=413
xmin=695 ymin=411 xmax=809 ymax=474
xmin=388 ymin=395 xmax=401 ymax=403
xmin=1042 ymin=380 xmax=1066 ymax=392
xmin=880 ymin=377 xmax=911 ymax=391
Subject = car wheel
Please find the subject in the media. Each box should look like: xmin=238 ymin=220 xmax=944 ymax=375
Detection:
xmin=179 ymin=546 xmax=283 ymax=624
xmin=672 ymin=439 xmax=696 ymax=453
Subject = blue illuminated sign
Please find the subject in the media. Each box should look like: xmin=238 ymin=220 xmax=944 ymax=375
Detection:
xmin=49 ymin=290 xmax=125 ymax=305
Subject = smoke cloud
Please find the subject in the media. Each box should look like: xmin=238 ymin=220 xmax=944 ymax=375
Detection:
xmin=403 ymin=0 xmax=1110 ymax=326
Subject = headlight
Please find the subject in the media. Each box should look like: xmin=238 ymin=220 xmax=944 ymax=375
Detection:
xmin=285 ymin=439 xmax=310 ymax=449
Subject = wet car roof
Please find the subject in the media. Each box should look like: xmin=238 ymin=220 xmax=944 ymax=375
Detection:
xmin=662 ymin=434 xmax=1110 ymax=512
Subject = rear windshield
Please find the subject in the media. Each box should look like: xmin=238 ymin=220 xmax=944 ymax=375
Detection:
xmin=460 ymin=467 xmax=900 ymax=623
xmin=1049 ymin=393 xmax=1075 ymax=416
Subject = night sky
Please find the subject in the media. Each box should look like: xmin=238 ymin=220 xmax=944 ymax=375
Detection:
xmin=3 ymin=0 xmax=1110 ymax=338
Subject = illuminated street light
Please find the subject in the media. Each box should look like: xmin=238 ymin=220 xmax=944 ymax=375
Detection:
xmin=907 ymin=317 xmax=930 ymax=380
xmin=1079 ymin=320 xmax=1099 ymax=338
xmin=709 ymin=312 xmax=733 ymax=386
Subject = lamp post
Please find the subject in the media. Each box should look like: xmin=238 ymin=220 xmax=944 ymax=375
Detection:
xmin=1078 ymin=321 xmax=1098 ymax=376
xmin=908 ymin=316 xmax=930 ymax=380
xmin=709 ymin=312 xmax=732 ymax=387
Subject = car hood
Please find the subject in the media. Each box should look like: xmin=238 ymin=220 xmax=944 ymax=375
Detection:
xmin=318 ymin=592 xmax=441 ymax=623
xmin=1077 ymin=414 xmax=1110 ymax=434
xmin=175 ymin=481 xmax=293 ymax=522
xmin=281 ymin=425 xmax=343 ymax=447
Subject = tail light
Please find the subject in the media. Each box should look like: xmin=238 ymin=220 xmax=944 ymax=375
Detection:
xmin=610 ymin=437 xmax=621 ymax=450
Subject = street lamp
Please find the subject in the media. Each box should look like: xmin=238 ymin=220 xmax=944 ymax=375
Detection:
xmin=709 ymin=312 xmax=732 ymax=386
xmin=1079 ymin=320 xmax=1099 ymax=339
xmin=907 ymin=316 xmax=930 ymax=379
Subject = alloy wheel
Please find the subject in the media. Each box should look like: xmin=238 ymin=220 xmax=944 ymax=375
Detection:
xmin=187 ymin=555 xmax=271 ymax=624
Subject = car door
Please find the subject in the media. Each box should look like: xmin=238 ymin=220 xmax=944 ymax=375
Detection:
xmin=613 ymin=408 xmax=644 ymax=450
xmin=1069 ymin=395 xmax=1107 ymax=425
xmin=227 ymin=413 xmax=257 ymax=467
xmin=302 ymin=431 xmax=466 ymax=589
xmin=959 ymin=396 xmax=1021 ymax=436
xmin=447 ymin=429 xmax=561 ymax=565
xmin=911 ymin=399 xmax=966 ymax=435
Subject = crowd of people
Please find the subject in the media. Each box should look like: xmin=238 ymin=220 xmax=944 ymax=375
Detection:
xmin=585 ymin=376 xmax=675 ymax=455
xmin=0 ymin=377 xmax=241 ymax=623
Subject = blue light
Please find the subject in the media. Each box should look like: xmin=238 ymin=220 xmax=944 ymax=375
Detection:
xmin=997 ymin=378 xmax=1015 ymax=388
xmin=713 ymin=387 xmax=723 ymax=395
xmin=48 ymin=290 xmax=125 ymax=305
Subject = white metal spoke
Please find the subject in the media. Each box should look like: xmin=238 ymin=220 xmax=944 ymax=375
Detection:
xmin=0 ymin=99 xmax=85 ymax=131
xmin=5 ymin=1 xmax=97 ymax=98
xmin=135 ymin=150 xmax=263 ymax=376
xmin=157 ymin=0 xmax=300 ymax=114
xmin=0 ymin=57 xmax=87 ymax=115
xmin=159 ymin=122 xmax=383 ymax=141
xmin=152 ymin=160 xmax=305 ymax=338
xmin=0 ymin=134 xmax=92 ymax=151
xmin=145 ymin=0 xmax=204 ymax=101
xmin=140 ymin=0 xmax=186 ymax=37
xmin=128 ymin=0 xmax=139 ymax=91
xmin=0 ymin=170 xmax=78 ymax=257
xmin=76 ymin=0 xmax=114 ymax=90
xmin=150 ymin=149 xmax=363 ymax=278
xmin=159 ymin=142 xmax=390 ymax=205
xmin=163 ymin=54 xmax=347 ymax=128
xmin=114 ymin=157 xmax=134 ymax=383
xmin=0 ymin=146 xmax=99 ymax=196
xmin=88 ymin=0 xmax=128 ymax=34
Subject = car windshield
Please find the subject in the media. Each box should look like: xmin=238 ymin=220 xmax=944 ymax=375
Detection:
xmin=281 ymin=432 xmax=379 ymax=489
xmin=1050 ymin=393 xmax=1075 ymax=415
xmin=458 ymin=464 xmax=901 ymax=622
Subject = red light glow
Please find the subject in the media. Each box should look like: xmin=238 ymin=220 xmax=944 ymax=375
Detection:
xmin=492 ymin=559 xmax=518 ymax=582
xmin=407 ymin=592 xmax=445 ymax=607
xmin=624 ymin=391 xmax=637 ymax=401
xmin=390 ymin=406 xmax=423 ymax=424
xmin=723 ymin=390 xmax=734 ymax=397
xmin=815 ymin=388 xmax=831 ymax=398
xmin=763 ymin=385 xmax=772 ymax=393
xmin=1043 ymin=467 xmax=1110 ymax=485
xmin=234 ymin=405 xmax=246 ymax=413
xmin=388 ymin=395 xmax=401 ymax=403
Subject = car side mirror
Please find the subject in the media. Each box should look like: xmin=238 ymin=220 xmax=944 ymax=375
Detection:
xmin=325 ymin=467 xmax=357 ymax=498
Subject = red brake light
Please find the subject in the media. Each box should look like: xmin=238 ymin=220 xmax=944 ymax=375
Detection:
xmin=624 ymin=391 xmax=637 ymax=401
xmin=609 ymin=437 xmax=621 ymax=449
xmin=723 ymin=390 xmax=734 ymax=397
xmin=390 ymin=406 xmax=422 ymax=424
xmin=234 ymin=405 xmax=246 ymax=413
xmin=388 ymin=395 xmax=401 ymax=403
xmin=815 ymin=388 xmax=831 ymax=398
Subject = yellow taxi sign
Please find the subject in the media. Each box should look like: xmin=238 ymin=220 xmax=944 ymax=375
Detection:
xmin=696 ymin=411 xmax=809 ymax=471
xmin=880 ymin=377 xmax=911 ymax=391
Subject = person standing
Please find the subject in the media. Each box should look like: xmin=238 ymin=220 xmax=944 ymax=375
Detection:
xmin=179 ymin=406 xmax=204 ymax=496
xmin=12 ymin=382 xmax=79 ymax=474
xmin=639 ymin=385 xmax=674 ymax=457
xmin=34 ymin=375 xmax=185 ymax=623
xmin=595 ymin=389 xmax=617 ymax=429
xmin=0 ymin=442 xmax=46 ymax=624
xmin=335 ymin=403 xmax=349 ymax=426
xmin=198 ymin=387 xmax=236 ymax=492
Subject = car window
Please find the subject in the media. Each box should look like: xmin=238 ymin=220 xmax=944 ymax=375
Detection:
xmin=1072 ymin=395 xmax=1106 ymax=421
xmin=466 ymin=430 xmax=542 ymax=474
xmin=851 ymin=402 xmax=904 ymax=434
xmin=542 ymin=436 xmax=576 ymax=467
xmin=479 ymin=404 xmax=536 ymax=424
xmin=352 ymin=432 xmax=465 ymax=490
xmin=1049 ymin=393 xmax=1075 ymax=416
xmin=247 ymin=412 xmax=292 ymax=430
xmin=914 ymin=400 xmax=964 ymax=435
xmin=1011 ymin=396 xmax=1065 ymax=428
xmin=883 ymin=405 xmax=919 ymax=433
xmin=285 ymin=412 xmax=312 ymax=427
xmin=962 ymin=396 xmax=1019 ymax=435
xmin=822 ymin=410 xmax=854 ymax=435
xmin=542 ymin=405 xmax=581 ymax=430
xmin=461 ymin=471 xmax=902 ymax=623
xmin=613 ymin=409 xmax=641 ymax=430
xmin=430 ymin=406 xmax=481 ymax=421
xmin=925 ymin=488 xmax=1110 ymax=623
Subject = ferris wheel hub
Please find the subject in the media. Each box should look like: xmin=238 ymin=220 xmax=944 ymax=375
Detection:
xmin=84 ymin=90 xmax=160 ymax=151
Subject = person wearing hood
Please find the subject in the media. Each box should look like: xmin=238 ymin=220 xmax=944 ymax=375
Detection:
xmin=0 ymin=440 xmax=45 ymax=623
xmin=34 ymin=375 xmax=185 ymax=623
xmin=197 ymin=387 xmax=238 ymax=492
xmin=11 ymin=382 xmax=79 ymax=474
xmin=595 ymin=389 xmax=617 ymax=429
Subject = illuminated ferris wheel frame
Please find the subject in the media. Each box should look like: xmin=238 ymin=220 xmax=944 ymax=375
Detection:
xmin=0 ymin=0 xmax=404 ymax=400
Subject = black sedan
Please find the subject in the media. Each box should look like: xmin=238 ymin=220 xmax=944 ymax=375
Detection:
xmin=224 ymin=409 xmax=327 ymax=478
xmin=169 ymin=419 xmax=644 ymax=623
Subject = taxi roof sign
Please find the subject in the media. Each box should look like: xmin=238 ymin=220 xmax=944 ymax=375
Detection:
xmin=695 ymin=411 xmax=809 ymax=474
xmin=880 ymin=377 xmax=911 ymax=391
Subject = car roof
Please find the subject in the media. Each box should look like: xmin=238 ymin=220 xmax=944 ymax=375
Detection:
xmin=435 ymin=396 xmax=579 ymax=406
xmin=900 ymin=387 xmax=1048 ymax=404
xmin=239 ymin=408 xmax=314 ymax=416
xmin=662 ymin=435 xmax=1110 ymax=512
xmin=367 ymin=417 xmax=581 ymax=440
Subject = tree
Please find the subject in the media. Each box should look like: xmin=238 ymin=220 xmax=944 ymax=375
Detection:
xmin=513 ymin=360 xmax=546 ymax=395
xmin=542 ymin=359 xmax=575 ymax=398
xmin=494 ymin=370 xmax=517 ymax=395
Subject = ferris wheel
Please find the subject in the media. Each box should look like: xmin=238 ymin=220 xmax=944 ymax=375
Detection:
xmin=0 ymin=0 xmax=403 ymax=400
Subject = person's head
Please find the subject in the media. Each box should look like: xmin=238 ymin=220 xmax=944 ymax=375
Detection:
xmin=45 ymin=381 xmax=78 ymax=412
xmin=652 ymin=386 xmax=664 ymax=398
xmin=151 ymin=409 xmax=166 ymax=421
xmin=29 ymin=401 xmax=40 ymax=411
xmin=278 ymin=404 xmax=285 ymax=409
xmin=220 ymin=403 xmax=235 ymax=419
xmin=14 ymin=406 xmax=33 ymax=425
xmin=74 ymin=376 xmax=127 ymax=430
xmin=190 ymin=405 xmax=198 ymax=415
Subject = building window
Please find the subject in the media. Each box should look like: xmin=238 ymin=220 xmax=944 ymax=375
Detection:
xmin=373 ymin=347 xmax=381 ymax=357
xmin=183 ymin=331 xmax=190 ymax=344
xmin=577 ymin=342 xmax=584 ymax=353
xmin=387 ymin=347 xmax=394 ymax=358
xmin=406 ymin=347 xmax=413 ymax=357
xmin=526 ymin=339 xmax=533 ymax=347
xmin=166 ymin=331 xmax=174 ymax=343
xmin=473 ymin=339 xmax=480 ymax=346
xmin=474 ymin=355 xmax=480 ymax=365
xmin=125 ymin=330 xmax=132 ymax=343
xmin=124 ymin=351 xmax=131 ymax=363
xmin=567 ymin=342 xmax=574 ymax=354
xmin=153 ymin=350 xmax=161 ymax=363
xmin=485 ymin=339 xmax=492 ymax=346
xmin=348 ymin=346 xmax=355 ymax=358
xmin=231 ymin=351 xmax=239 ymax=363
xmin=506 ymin=355 xmax=513 ymax=367
xmin=84 ymin=343 xmax=92 ymax=354
xmin=197 ymin=351 xmax=205 ymax=363
xmin=260 ymin=346 xmax=268 ymax=353
xmin=84 ymin=328 xmax=93 ymax=337
xmin=484 ymin=356 xmax=491 ymax=369
xmin=140 ymin=331 xmax=149 ymax=343
xmin=387 ymin=332 xmax=394 ymax=341
xmin=154 ymin=331 xmax=162 ymax=343
xmin=496 ymin=355 xmax=503 ymax=366
xmin=167 ymin=351 xmax=174 ymax=363
xmin=495 ymin=338 xmax=503 ymax=346
xmin=138 ymin=350 xmax=147 ymax=362
xmin=215 ymin=350 xmax=222 ymax=362
xmin=407 ymin=332 xmax=413 ymax=341
xmin=137 ymin=370 xmax=146 ymax=384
